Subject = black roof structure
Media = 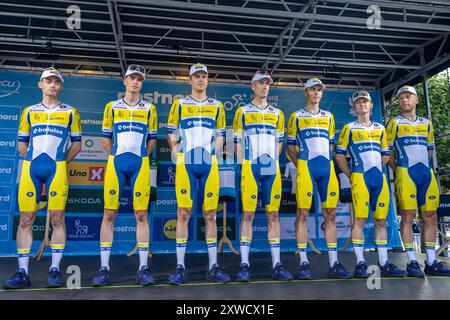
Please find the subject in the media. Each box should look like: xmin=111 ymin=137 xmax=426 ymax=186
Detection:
xmin=1 ymin=0 xmax=449 ymax=97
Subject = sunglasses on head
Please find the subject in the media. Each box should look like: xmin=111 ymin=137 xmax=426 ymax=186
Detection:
xmin=128 ymin=64 xmax=146 ymax=74
xmin=255 ymin=69 xmax=272 ymax=77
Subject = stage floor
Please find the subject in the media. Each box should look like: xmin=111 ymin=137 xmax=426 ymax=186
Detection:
xmin=0 ymin=251 xmax=449 ymax=300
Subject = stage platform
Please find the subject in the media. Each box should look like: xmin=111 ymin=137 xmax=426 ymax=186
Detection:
xmin=0 ymin=251 xmax=448 ymax=300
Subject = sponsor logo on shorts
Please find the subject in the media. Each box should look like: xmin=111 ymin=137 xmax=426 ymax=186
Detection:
xmin=109 ymin=189 xmax=116 ymax=195
xmin=135 ymin=192 xmax=141 ymax=197
xmin=379 ymin=203 xmax=385 ymax=207
xmin=181 ymin=189 xmax=187 ymax=194
xmin=50 ymin=191 xmax=57 ymax=197
xmin=207 ymin=192 xmax=213 ymax=198
xmin=330 ymin=192 xmax=336 ymax=196
xmin=275 ymin=194 xmax=280 ymax=199
xmin=27 ymin=192 xmax=34 ymax=197
xmin=410 ymin=194 xmax=416 ymax=198
xmin=251 ymin=195 xmax=256 ymax=199
xmin=429 ymin=195 xmax=436 ymax=200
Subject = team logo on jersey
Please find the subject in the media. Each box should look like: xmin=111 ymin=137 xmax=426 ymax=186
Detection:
xmin=139 ymin=103 xmax=144 ymax=107
xmin=208 ymin=99 xmax=214 ymax=103
xmin=269 ymin=107 xmax=273 ymax=111
xmin=181 ymin=189 xmax=187 ymax=194
xmin=50 ymin=191 xmax=57 ymax=197
xmin=135 ymin=192 xmax=141 ymax=197
xmin=321 ymin=112 xmax=325 ymax=115
xmin=109 ymin=189 xmax=116 ymax=195
xmin=374 ymin=123 xmax=379 ymax=127
xmin=207 ymin=192 xmax=213 ymax=198
xmin=27 ymin=192 xmax=34 ymax=197
xmin=188 ymin=106 xmax=194 ymax=114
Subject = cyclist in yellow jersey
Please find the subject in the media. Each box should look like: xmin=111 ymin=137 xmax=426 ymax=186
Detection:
xmin=286 ymin=78 xmax=351 ymax=279
xmin=166 ymin=64 xmax=230 ymax=284
xmin=91 ymin=65 xmax=158 ymax=286
xmin=4 ymin=68 xmax=82 ymax=289
xmin=387 ymin=85 xmax=450 ymax=277
xmin=336 ymin=91 xmax=405 ymax=278
xmin=233 ymin=69 xmax=293 ymax=282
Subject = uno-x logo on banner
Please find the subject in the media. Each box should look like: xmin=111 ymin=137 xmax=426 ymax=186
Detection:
xmin=88 ymin=167 xmax=104 ymax=182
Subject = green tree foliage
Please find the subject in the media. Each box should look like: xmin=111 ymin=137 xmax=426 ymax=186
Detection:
xmin=385 ymin=70 xmax=450 ymax=193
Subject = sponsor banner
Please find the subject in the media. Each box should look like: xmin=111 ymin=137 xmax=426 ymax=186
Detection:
xmin=0 ymin=215 xmax=10 ymax=241
xmin=114 ymin=217 xmax=138 ymax=241
xmin=152 ymin=217 xmax=193 ymax=241
xmin=438 ymin=194 xmax=450 ymax=216
xmin=0 ymin=79 xmax=21 ymax=99
xmin=67 ymin=161 xmax=106 ymax=186
xmin=66 ymin=216 xmax=102 ymax=241
xmin=196 ymin=216 xmax=236 ymax=241
xmin=0 ymin=132 xmax=17 ymax=156
xmin=66 ymin=188 xmax=104 ymax=213
xmin=65 ymin=188 xmax=134 ymax=213
xmin=317 ymin=214 xmax=351 ymax=239
xmin=157 ymin=138 xmax=172 ymax=162
xmin=79 ymin=111 xmax=103 ymax=134
xmin=0 ymin=158 xmax=15 ymax=184
xmin=13 ymin=215 xmax=51 ymax=241
xmin=279 ymin=217 xmax=296 ymax=240
xmin=155 ymin=189 xmax=178 ymax=213
xmin=74 ymin=136 xmax=109 ymax=161
xmin=279 ymin=192 xmax=297 ymax=214
xmin=308 ymin=216 xmax=317 ymax=239
xmin=0 ymin=186 xmax=13 ymax=212
xmin=0 ymin=106 xmax=21 ymax=130
xmin=157 ymin=163 xmax=176 ymax=187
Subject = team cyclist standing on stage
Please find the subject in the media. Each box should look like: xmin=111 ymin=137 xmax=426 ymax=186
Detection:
xmin=4 ymin=64 xmax=449 ymax=289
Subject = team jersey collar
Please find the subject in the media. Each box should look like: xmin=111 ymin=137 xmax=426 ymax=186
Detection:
xmin=188 ymin=95 xmax=209 ymax=103
xmin=400 ymin=114 xmax=419 ymax=123
xmin=41 ymin=101 xmax=63 ymax=110
xmin=250 ymin=101 xmax=270 ymax=110
xmin=302 ymin=106 xmax=321 ymax=115
xmin=355 ymin=120 xmax=373 ymax=128
xmin=121 ymin=97 xmax=142 ymax=107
